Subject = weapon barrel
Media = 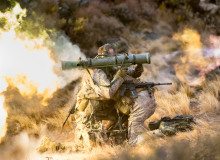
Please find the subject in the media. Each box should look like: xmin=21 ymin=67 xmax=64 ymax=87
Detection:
xmin=61 ymin=61 xmax=81 ymax=70
xmin=156 ymin=83 xmax=172 ymax=85
xmin=135 ymin=82 xmax=172 ymax=88
xmin=62 ymin=53 xmax=150 ymax=70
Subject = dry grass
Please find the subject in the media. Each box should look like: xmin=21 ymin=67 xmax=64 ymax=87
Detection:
xmin=197 ymin=76 xmax=220 ymax=114
xmin=149 ymin=88 xmax=191 ymax=121
xmin=198 ymin=92 xmax=219 ymax=113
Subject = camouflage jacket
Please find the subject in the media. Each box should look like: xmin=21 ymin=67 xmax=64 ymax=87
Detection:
xmin=75 ymin=65 xmax=143 ymax=118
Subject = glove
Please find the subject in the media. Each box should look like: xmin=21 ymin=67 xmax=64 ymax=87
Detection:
xmin=114 ymin=68 xmax=127 ymax=79
xmin=132 ymin=64 xmax=143 ymax=78
xmin=110 ymin=68 xmax=127 ymax=84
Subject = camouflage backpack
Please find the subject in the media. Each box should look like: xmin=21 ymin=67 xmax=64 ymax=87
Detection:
xmin=149 ymin=115 xmax=195 ymax=136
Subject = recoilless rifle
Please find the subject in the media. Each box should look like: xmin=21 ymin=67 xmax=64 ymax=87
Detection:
xmin=61 ymin=53 xmax=150 ymax=69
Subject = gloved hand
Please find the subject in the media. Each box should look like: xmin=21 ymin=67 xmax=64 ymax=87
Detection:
xmin=111 ymin=68 xmax=127 ymax=84
xmin=135 ymin=64 xmax=143 ymax=73
xmin=136 ymin=64 xmax=143 ymax=70
xmin=114 ymin=67 xmax=128 ymax=79
xmin=132 ymin=64 xmax=143 ymax=78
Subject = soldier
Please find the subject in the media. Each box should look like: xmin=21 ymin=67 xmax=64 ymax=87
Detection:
xmin=74 ymin=40 xmax=156 ymax=149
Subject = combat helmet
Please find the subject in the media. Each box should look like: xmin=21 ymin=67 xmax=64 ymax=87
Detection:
xmin=97 ymin=43 xmax=115 ymax=57
xmin=111 ymin=40 xmax=129 ymax=54
xmin=97 ymin=40 xmax=129 ymax=57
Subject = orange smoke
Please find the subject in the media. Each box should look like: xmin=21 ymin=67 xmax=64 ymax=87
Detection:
xmin=0 ymin=4 xmax=59 ymax=141
xmin=0 ymin=4 xmax=58 ymax=99
xmin=173 ymin=29 xmax=215 ymax=86
xmin=0 ymin=30 xmax=58 ymax=102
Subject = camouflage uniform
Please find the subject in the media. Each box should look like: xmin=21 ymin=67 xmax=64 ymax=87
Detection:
xmin=74 ymin=42 xmax=156 ymax=148
xmin=74 ymin=68 xmax=124 ymax=149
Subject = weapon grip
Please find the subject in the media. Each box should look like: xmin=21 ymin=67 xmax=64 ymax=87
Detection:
xmin=147 ymin=86 xmax=152 ymax=97
xmin=120 ymin=87 xmax=127 ymax=96
xmin=130 ymin=88 xmax=138 ymax=98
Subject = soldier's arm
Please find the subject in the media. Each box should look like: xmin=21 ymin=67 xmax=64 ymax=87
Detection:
xmin=89 ymin=69 xmax=125 ymax=99
xmin=127 ymin=64 xmax=144 ymax=78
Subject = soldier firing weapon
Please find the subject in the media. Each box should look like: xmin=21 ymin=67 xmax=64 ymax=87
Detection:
xmin=62 ymin=53 xmax=151 ymax=127
xmin=62 ymin=53 xmax=171 ymax=128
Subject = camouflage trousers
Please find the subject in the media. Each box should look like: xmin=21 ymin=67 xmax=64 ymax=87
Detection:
xmin=128 ymin=90 xmax=156 ymax=146
xmin=73 ymin=113 xmax=92 ymax=151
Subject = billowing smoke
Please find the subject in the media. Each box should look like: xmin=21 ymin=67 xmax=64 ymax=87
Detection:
xmin=0 ymin=4 xmax=83 ymax=159
xmin=50 ymin=33 xmax=86 ymax=88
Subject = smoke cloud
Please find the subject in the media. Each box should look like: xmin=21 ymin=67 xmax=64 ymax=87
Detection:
xmin=50 ymin=33 xmax=85 ymax=88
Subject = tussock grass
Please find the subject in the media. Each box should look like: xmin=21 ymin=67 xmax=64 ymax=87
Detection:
xmin=197 ymin=76 xmax=220 ymax=114
xmin=147 ymin=82 xmax=192 ymax=122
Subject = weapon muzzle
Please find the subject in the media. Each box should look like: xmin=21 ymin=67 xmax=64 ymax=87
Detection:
xmin=62 ymin=61 xmax=80 ymax=70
